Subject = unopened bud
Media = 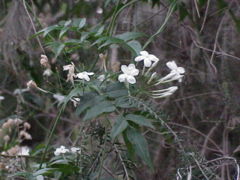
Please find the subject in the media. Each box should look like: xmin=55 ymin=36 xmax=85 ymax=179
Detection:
xmin=20 ymin=131 xmax=32 ymax=140
xmin=99 ymin=53 xmax=107 ymax=60
xmin=23 ymin=122 xmax=31 ymax=130
xmin=27 ymin=80 xmax=38 ymax=89
xmin=40 ymin=54 xmax=49 ymax=68
xmin=3 ymin=135 xmax=10 ymax=142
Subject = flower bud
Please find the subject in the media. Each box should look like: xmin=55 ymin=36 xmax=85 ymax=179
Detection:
xmin=14 ymin=118 xmax=23 ymax=125
xmin=3 ymin=135 xmax=10 ymax=142
xmin=7 ymin=119 xmax=15 ymax=126
xmin=23 ymin=122 xmax=31 ymax=130
xmin=2 ymin=122 xmax=11 ymax=129
xmin=40 ymin=54 xmax=49 ymax=68
xmin=27 ymin=80 xmax=38 ymax=89
xmin=20 ymin=131 xmax=32 ymax=140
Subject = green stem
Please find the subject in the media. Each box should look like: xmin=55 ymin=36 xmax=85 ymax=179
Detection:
xmin=39 ymin=104 xmax=65 ymax=169
xmin=143 ymin=0 xmax=177 ymax=49
xmin=107 ymin=0 xmax=138 ymax=36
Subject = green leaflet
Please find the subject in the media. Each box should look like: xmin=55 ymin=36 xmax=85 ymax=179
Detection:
xmin=125 ymin=114 xmax=154 ymax=128
xmin=126 ymin=128 xmax=153 ymax=170
xmin=75 ymin=93 xmax=105 ymax=115
xmin=111 ymin=116 xmax=128 ymax=139
xmin=83 ymin=100 xmax=116 ymax=121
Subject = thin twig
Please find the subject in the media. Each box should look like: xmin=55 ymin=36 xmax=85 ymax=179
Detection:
xmin=193 ymin=41 xmax=240 ymax=61
xmin=200 ymin=0 xmax=210 ymax=32
xmin=114 ymin=144 xmax=130 ymax=180
xmin=22 ymin=0 xmax=45 ymax=54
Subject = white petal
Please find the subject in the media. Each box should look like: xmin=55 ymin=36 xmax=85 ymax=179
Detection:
xmin=83 ymin=74 xmax=90 ymax=81
xmin=53 ymin=94 xmax=65 ymax=102
xmin=148 ymin=55 xmax=159 ymax=62
xmin=63 ymin=65 xmax=71 ymax=71
xmin=128 ymin=64 xmax=136 ymax=69
xmin=87 ymin=72 xmax=94 ymax=75
xmin=43 ymin=69 xmax=53 ymax=76
xmin=144 ymin=59 xmax=152 ymax=67
xmin=131 ymin=68 xmax=139 ymax=76
xmin=168 ymin=86 xmax=178 ymax=93
xmin=98 ymin=75 xmax=105 ymax=81
xmin=76 ymin=73 xmax=84 ymax=79
xmin=127 ymin=75 xmax=136 ymax=84
xmin=121 ymin=65 xmax=128 ymax=74
xmin=134 ymin=56 xmax=145 ymax=62
xmin=140 ymin=51 xmax=149 ymax=56
xmin=177 ymin=67 xmax=185 ymax=74
xmin=159 ymin=72 xmax=176 ymax=82
xmin=118 ymin=74 xmax=127 ymax=82
xmin=166 ymin=61 xmax=177 ymax=70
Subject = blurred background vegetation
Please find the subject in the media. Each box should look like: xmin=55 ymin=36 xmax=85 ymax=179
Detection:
xmin=1 ymin=0 xmax=240 ymax=179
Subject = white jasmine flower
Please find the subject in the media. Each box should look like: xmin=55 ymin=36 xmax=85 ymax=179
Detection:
xmin=166 ymin=61 xmax=185 ymax=75
xmin=43 ymin=68 xmax=53 ymax=77
xmin=0 ymin=96 xmax=4 ymax=101
xmin=71 ymin=147 xmax=81 ymax=154
xmin=135 ymin=51 xmax=159 ymax=67
xmin=53 ymin=94 xmax=65 ymax=103
xmin=118 ymin=64 xmax=139 ymax=84
xmin=157 ymin=71 xmax=184 ymax=84
xmin=63 ymin=62 xmax=75 ymax=84
xmin=156 ymin=61 xmax=185 ymax=84
xmin=98 ymin=74 xmax=105 ymax=82
xmin=18 ymin=146 xmax=30 ymax=156
xmin=152 ymin=86 xmax=178 ymax=98
xmin=54 ymin=146 xmax=69 ymax=156
xmin=76 ymin=71 xmax=94 ymax=81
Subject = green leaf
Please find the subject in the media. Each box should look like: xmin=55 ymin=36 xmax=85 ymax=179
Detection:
xmin=105 ymin=82 xmax=128 ymax=98
xmin=115 ymin=32 xmax=145 ymax=41
xmin=178 ymin=2 xmax=189 ymax=21
xmin=126 ymin=128 xmax=153 ymax=169
xmin=59 ymin=27 xmax=69 ymax=38
xmin=125 ymin=114 xmax=154 ymax=128
xmin=126 ymin=40 xmax=142 ymax=55
xmin=10 ymin=172 xmax=34 ymax=179
xmin=106 ymin=89 xmax=128 ymax=98
xmin=47 ymin=42 xmax=65 ymax=58
xmin=75 ymin=18 xmax=86 ymax=29
xmin=95 ymin=25 xmax=105 ymax=36
xmin=33 ymin=168 xmax=58 ymax=176
xmin=111 ymin=116 xmax=128 ymax=139
xmin=98 ymin=37 xmax=124 ymax=49
xmin=115 ymin=96 xmax=136 ymax=108
xmin=64 ymin=20 xmax=72 ymax=27
xmin=75 ymin=94 xmax=105 ymax=115
xmin=39 ymin=25 xmax=59 ymax=37
xmin=49 ymin=159 xmax=69 ymax=166
xmin=83 ymin=100 xmax=116 ymax=120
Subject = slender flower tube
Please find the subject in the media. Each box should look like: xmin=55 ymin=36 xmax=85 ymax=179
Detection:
xmin=152 ymin=86 xmax=178 ymax=98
